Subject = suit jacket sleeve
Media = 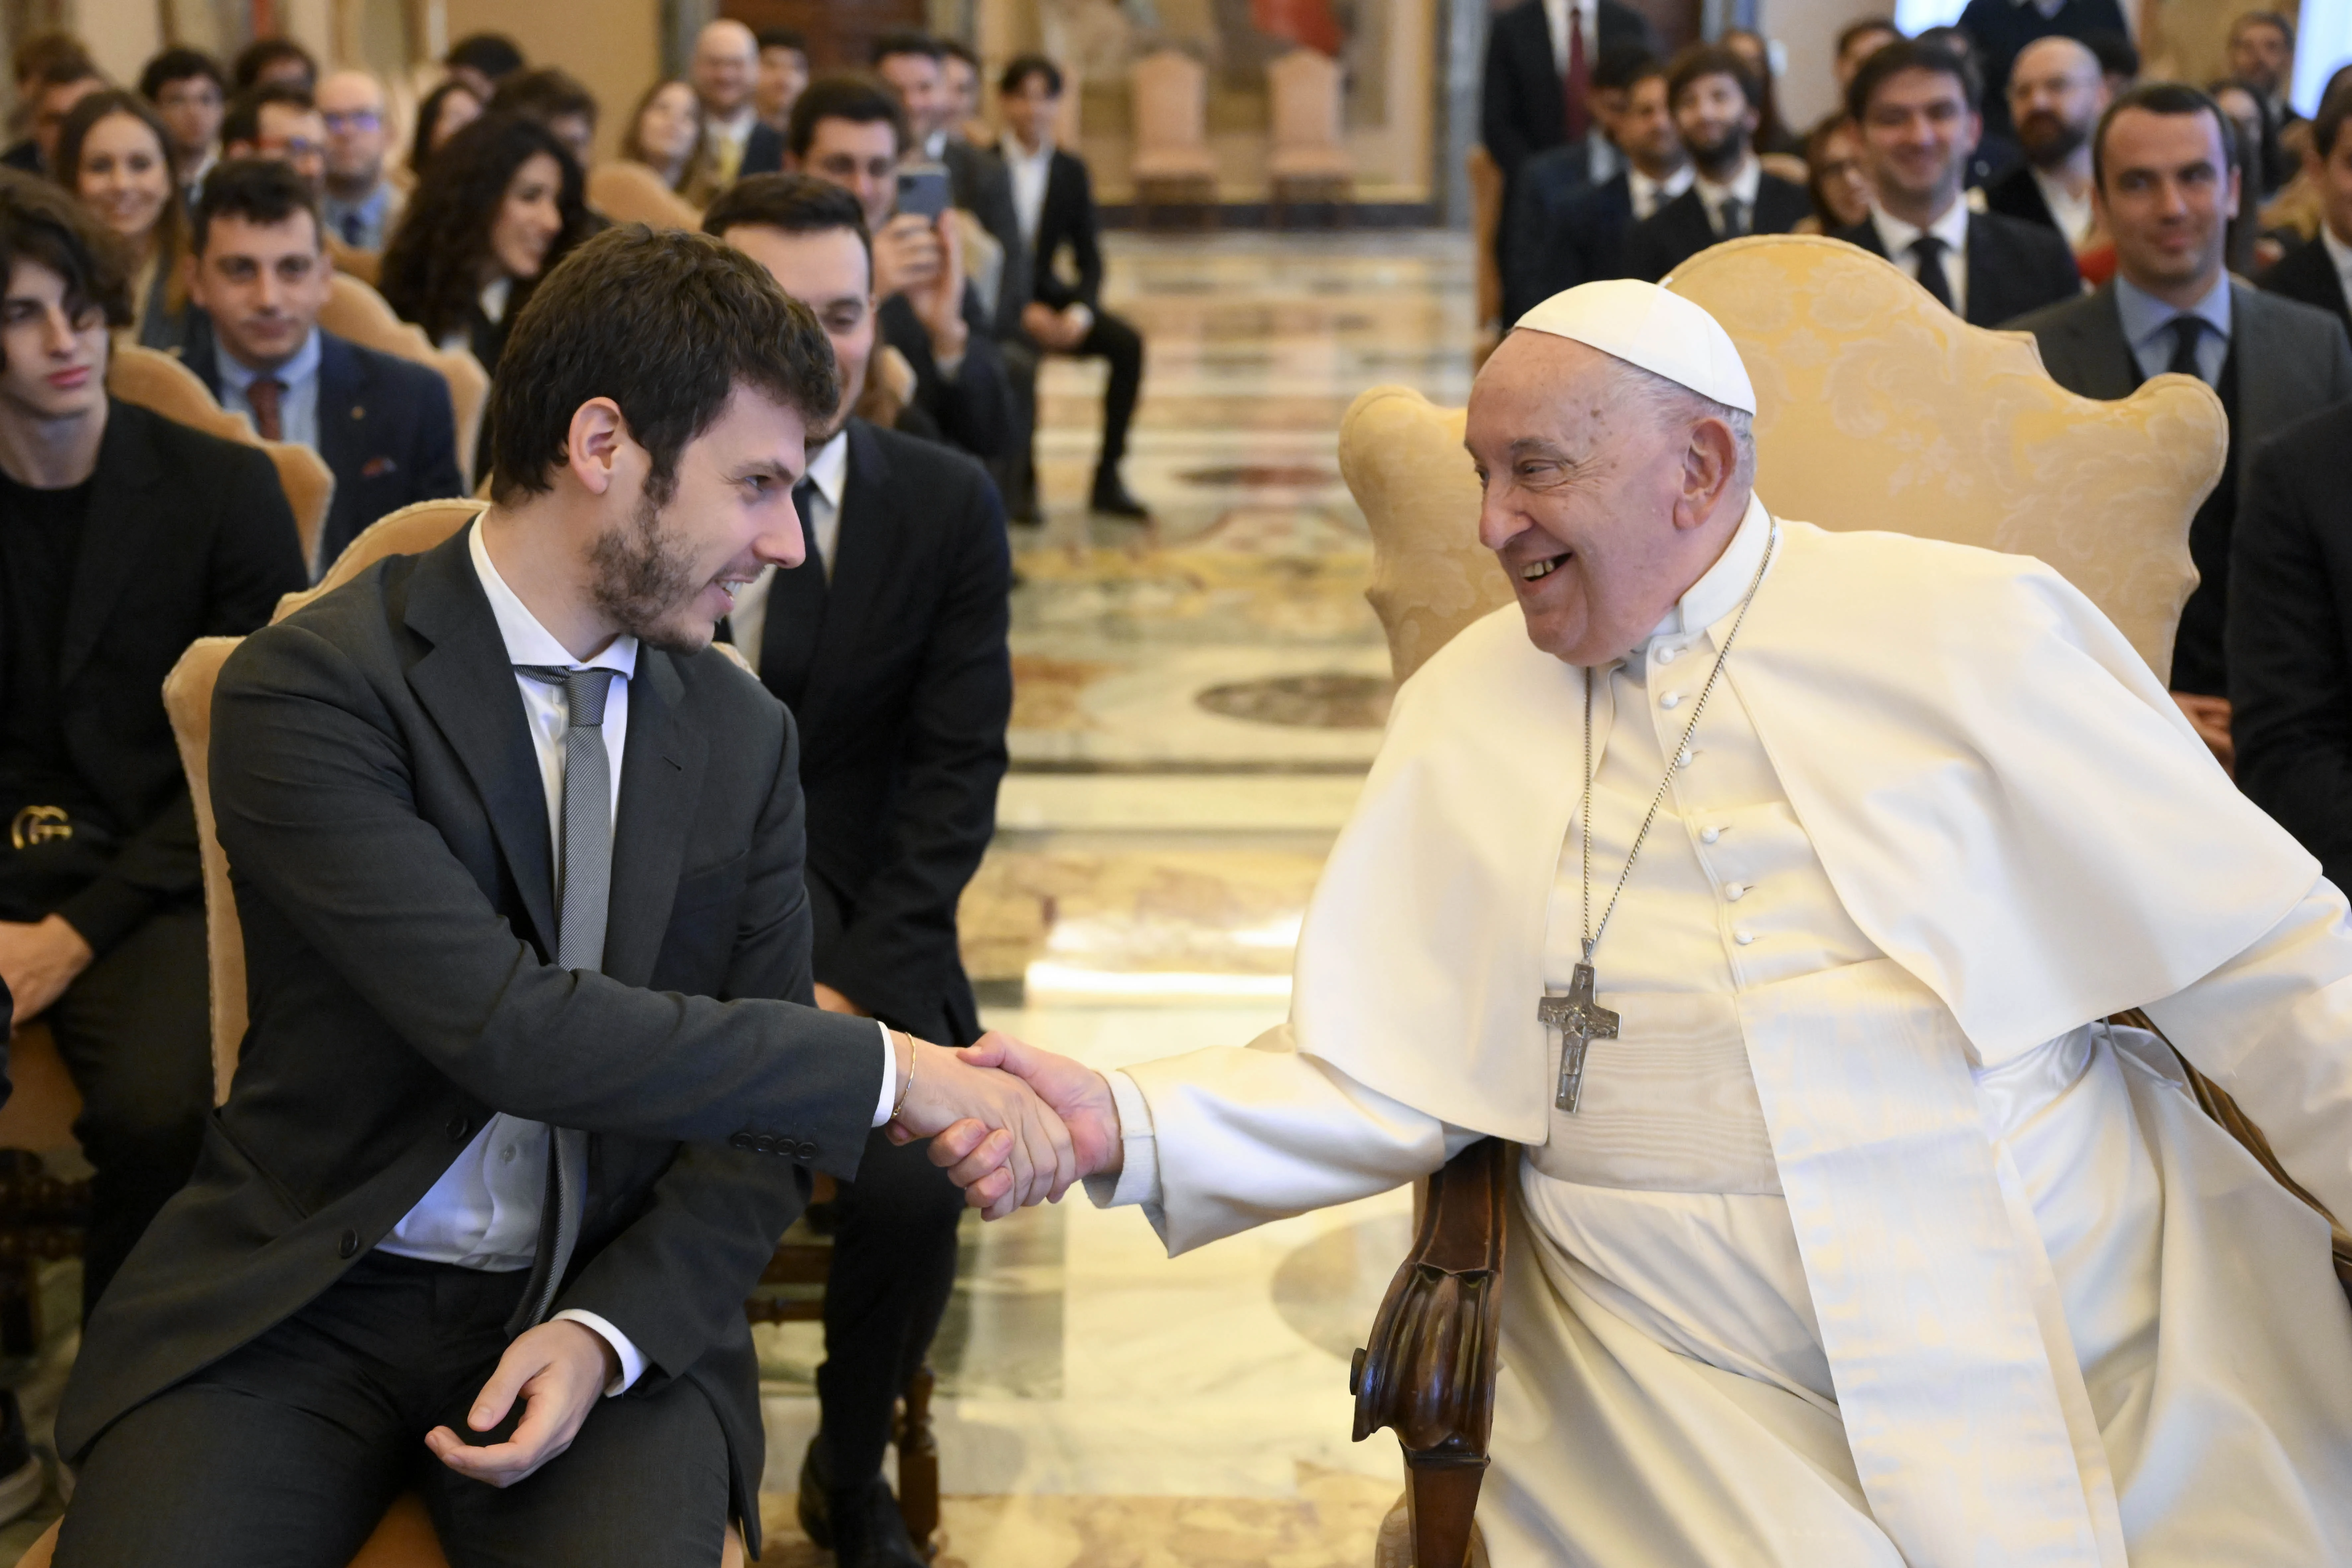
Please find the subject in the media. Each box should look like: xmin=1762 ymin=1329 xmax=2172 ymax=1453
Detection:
xmin=2230 ymin=435 xmax=2352 ymax=890
xmin=57 ymin=444 xmax=305 ymax=954
xmin=208 ymin=625 xmax=885 ymax=1176
xmin=821 ymin=475 xmax=1013 ymax=1033
xmin=1480 ymin=18 xmax=1535 ymax=176
xmin=407 ymin=369 xmax=466 ymax=505
xmin=550 ymin=705 xmax=833 ymax=1381
xmin=896 ymin=294 xmax=1017 ymax=460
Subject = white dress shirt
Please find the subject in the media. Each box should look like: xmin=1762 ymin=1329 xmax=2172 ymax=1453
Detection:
xmin=725 ymin=427 xmax=850 ymax=659
xmin=1005 ymin=134 xmax=1054 ymax=251
xmin=2323 ymin=226 xmax=2352 ymax=310
xmin=1693 ymin=156 xmax=1761 ymax=238
xmin=1869 ymin=196 xmax=1973 ymax=318
xmin=2029 ymin=166 xmax=2095 ymax=247
xmin=1628 ymin=162 xmax=1693 ymax=221
xmin=215 ymin=325 xmax=323 ymax=451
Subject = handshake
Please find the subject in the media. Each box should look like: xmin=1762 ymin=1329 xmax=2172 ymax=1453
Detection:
xmin=882 ymin=1032 xmax=1122 ymax=1219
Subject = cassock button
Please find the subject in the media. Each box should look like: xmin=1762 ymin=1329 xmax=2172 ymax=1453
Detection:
xmin=1657 ymin=646 xmax=1680 ymax=664
xmin=1725 ymin=883 xmax=1747 ymax=901
xmin=1734 ymin=929 xmax=1756 ymax=945
xmin=1659 ymin=692 xmax=1682 ymax=709
xmin=1701 ymin=826 xmax=1723 ymax=844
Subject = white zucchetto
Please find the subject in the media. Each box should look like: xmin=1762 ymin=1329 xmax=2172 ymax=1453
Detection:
xmin=1516 ymin=280 xmax=1758 ymax=415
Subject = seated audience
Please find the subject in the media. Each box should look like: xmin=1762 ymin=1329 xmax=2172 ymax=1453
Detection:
xmin=379 ymin=112 xmax=597 ymax=378
xmin=408 ymin=78 xmax=483 ymax=177
xmin=1479 ymin=0 xmax=1655 ymax=197
xmin=1507 ymin=53 xmax=1688 ymax=318
xmin=314 ymin=69 xmax=402 ymax=250
xmin=441 ymin=31 xmax=525 ymax=104
xmin=137 ymin=48 xmax=226 ymax=205
xmin=54 ymin=91 xmax=192 ymax=350
xmin=2258 ymin=90 xmax=2352 ymax=342
xmin=1800 ymin=112 xmax=1871 ymax=231
xmin=694 ymin=20 xmax=785 ymax=187
xmin=221 ymin=82 xmax=326 ymax=194
xmin=1832 ymin=19 xmax=1901 ymax=92
xmin=5 ymin=33 xmax=88 ymax=172
xmin=1985 ymin=36 xmax=2108 ymax=250
xmin=1500 ymin=44 xmax=1652 ymax=317
xmin=1000 ymin=54 xmax=1148 ymax=516
xmin=1624 ymin=44 xmax=1809 ymax=282
xmin=703 ymin=172 xmax=1013 ymax=1568
xmin=2016 ymin=83 xmax=2352 ymax=760
xmin=1722 ymin=27 xmax=1803 ymax=157
xmin=620 ymin=79 xmax=707 ymax=195
xmin=1916 ymin=22 xmax=2022 ymax=182
xmin=491 ymin=67 xmax=600 ymax=175
xmin=940 ymin=38 xmax=991 ymax=147
xmin=757 ymin=27 xmax=810 ymax=136
xmin=876 ymin=32 xmax=1027 ymax=341
xmin=8 ymin=46 xmax=105 ymax=177
xmin=46 ymin=219 xmax=1060 ymax=1566
xmin=2228 ymin=9 xmax=2299 ymax=138
xmin=229 ymin=36 xmax=315 ymax=96
xmin=183 ymin=159 xmax=465 ymax=567
xmin=0 ymin=171 xmax=304 ymax=1330
xmin=788 ymin=76 xmax=1017 ymax=461
xmin=1832 ymin=39 xmax=2079 ymax=326
xmin=2229 ymin=399 xmax=2352 ymax=888
xmin=1956 ymin=0 xmax=2126 ymax=142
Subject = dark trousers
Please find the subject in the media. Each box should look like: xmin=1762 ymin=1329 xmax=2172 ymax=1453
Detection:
xmin=1079 ymin=309 xmax=1144 ymax=479
xmin=55 ymin=1252 xmax=731 ymax=1567
xmin=815 ymin=1127 xmax=966 ymax=1483
xmin=45 ymin=900 xmax=212 ymax=1319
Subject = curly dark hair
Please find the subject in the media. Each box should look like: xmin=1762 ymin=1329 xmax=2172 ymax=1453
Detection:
xmin=487 ymin=223 xmax=839 ymax=505
xmin=378 ymin=112 xmax=595 ymax=351
xmin=0 ymin=169 xmax=130 ymax=369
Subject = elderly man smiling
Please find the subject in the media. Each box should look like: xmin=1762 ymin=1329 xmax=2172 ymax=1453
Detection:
xmin=936 ymin=281 xmax=2352 ymax=1565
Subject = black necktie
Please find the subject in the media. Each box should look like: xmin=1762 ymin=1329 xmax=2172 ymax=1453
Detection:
xmin=1911 ymin=236 xmax=1954 ymax=312
xmin=792 ymin=477 xmax=822 ymax=576
xmin=341 ymin=209 xmax=365 ymax=246
xmin=1716 ymin=196 xmax=1747 ymax=238
xmin=2165 ymin=316 xmax=2210 ymax=383
xmin=756 ymin=478 xmax=828 ymax=704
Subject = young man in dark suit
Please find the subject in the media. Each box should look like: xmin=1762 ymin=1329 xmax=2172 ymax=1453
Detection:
xmin=1623 ymin=44 xmax=1810 ymax=284
xmin=2257 ymin=90 xmax=2352 ymax=344
xmin=0 ymin=172 xmax=307 ymax=1330
xmin=789 ymin=77 xmax=1018 ymax=463
xmin=1832 ymin=40 xmax=2081 ymax=327
xmin=51 ymin=224 xmax=1068 ymax=1566
xmin=1504 ymin=51 xmax=1686 ymax=322
xmin=182 ymin=159 xmax=466 ymax=572
xmin=704 ymin=175 xmax=1012 ymax=1568
xmin=1481 ymin=0 xmax=1654 ymax=276
xmin=2014 ymin=83 xmax=2352 ymax=762
xmin=998 ymin=54 xmax=1151 ymax=516
xmin=1955 ymin=0 xmax=2128 ymax=142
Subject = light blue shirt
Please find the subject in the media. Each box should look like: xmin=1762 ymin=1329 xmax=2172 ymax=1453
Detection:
xmin=320 ymin=183 xmax=396 ymax=250
xmin=215 ymin=325 xmax=322 ymax=450
xmin=2115 ymin=271 xmax=2232 ymax=387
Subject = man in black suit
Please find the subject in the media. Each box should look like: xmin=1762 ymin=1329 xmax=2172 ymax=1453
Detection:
xmin=790 ymin=77 xmax=1018 ymax=463
xmin=2231 ymin=402 xmax=2352 ymax=890
xmin=181 ymin=159 xmax=466 ymax=572
xmin=1481 ymin=0 xmax=1653 ymax=272
xmin=2014 ymin=83 xmax=2352 ymax=761
xmin=1624 ymin=44 xmax=1810 ymax=284
xmin=999 ymin=55 xmax=1151 ymax=517
xmin=1956 ymin=0 xmax=2129 ymax=141
xmin=0 ymin=173 xmax=307 ymax=1322
xmin=705 ymin=173 xmax=1013 ymax=1568
xmin=2257 ymin=90 xmax=2352 ymax=343
xmin=49 ymin=225 xmax=1068 ymax=1566
xmin=1983 ymin=36 xmax=2108 ymax=251
xmin=1502 ymin=47 xmax=1684 ymax=323
xmin=1833 ymin=40 xmax=2081 ymax=327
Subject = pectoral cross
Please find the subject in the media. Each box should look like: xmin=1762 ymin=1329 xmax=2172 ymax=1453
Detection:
xmin=1538 ymin=961 xmax=1618 ymax=1113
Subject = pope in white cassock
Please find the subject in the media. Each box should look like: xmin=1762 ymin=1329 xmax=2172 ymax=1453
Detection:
xmin=928 ymin=281 xmax=2352 ymax=1566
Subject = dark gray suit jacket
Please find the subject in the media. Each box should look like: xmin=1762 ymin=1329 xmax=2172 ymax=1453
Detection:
xmin=56 ymin=530 xmax=884 ymax=1551
xmin=944 ymin=137 xmax=1032 ymax=342
xmin=2009 ymin=280 xmax=2352 ymax=518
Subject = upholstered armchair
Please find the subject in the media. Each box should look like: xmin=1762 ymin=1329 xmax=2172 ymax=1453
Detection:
xmin=318 ymin=273 xmax=492 ymax=484
xmin=1338 ymin=233 xmax=2280 ymax=1568
xmin=586 ymin=160 xmax=705 ymax=233
xmin=1267 ymin=49 xmax=1353 ymax=226
xmin=1128 ymin=48 xmax=1219 ymax=227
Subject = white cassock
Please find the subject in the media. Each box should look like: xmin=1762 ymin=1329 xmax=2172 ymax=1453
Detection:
xmin=1087 ymin=497 xmax=2352 ymax=1567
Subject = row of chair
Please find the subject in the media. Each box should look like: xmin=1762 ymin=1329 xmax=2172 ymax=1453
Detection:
xmin=1129 ymin=47 xmax=1355 ymax=225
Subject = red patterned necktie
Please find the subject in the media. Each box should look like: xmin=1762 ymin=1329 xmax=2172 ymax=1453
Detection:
xmin=1563 ymin=5 xmax=1590 ymax=143
xmin=247 ymin=376 xmax=285 ymax=442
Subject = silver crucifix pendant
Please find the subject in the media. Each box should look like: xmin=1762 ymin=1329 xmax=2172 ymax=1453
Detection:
xmin=1538 ymin=961 xmax=1619 ymax=1113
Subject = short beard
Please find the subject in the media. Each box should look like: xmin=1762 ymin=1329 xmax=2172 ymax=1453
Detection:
xmin=587 ymin=485 xmax=708 ymax=654
xmin=2018 ymin=113 xmax=2087 ymax=166
xmin=1686 ymin=126 xmax=1748 ymax=179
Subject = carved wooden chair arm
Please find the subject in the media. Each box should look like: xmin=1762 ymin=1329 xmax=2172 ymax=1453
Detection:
xmin=1351 ymin=1137 xmax=1512 ymax=1568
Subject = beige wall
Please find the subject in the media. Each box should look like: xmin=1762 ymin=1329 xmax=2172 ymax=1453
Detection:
xmin=442 ymin=0 xmax=666 ymax=160
xmin=1761 ymin=0 xmax=1856 ymax=130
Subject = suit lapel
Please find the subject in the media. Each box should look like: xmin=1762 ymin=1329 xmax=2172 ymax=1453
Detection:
xmin=58 ymin=401 xmax=168 ymax=688
xmin=400 ymin=531 xmax=560 ymax=957
xmin=603 ymin=648 xmax=706 ymax=986
xmin=2080 ymin=286 xmax=2142 ymax=399
xmin=315 ymin=334 xmax=364 ymax=491
xmin=800 ymin=420 xmax=898 ymax=720
xmin=1965 ymin=218 xmax=2002 ymax=324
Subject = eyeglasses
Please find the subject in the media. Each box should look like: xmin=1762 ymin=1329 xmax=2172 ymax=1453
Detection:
xmin=322 ymin=111 xmax=382 ymax=133
xmin=266 ymin=137 xmax=327 ymax=160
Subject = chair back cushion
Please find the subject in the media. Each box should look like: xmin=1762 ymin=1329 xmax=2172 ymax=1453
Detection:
xmin=1130 ymin=48 xmax=1219 ymax=179
xmin=1269 ymin=49 xmax=1346 ymax=155
xmin=161 ymin=637 xmax=244 ymax=1104
xmin=276 ymin=497 xmax=490 ymax=623
xmin=587 ymin=160 xmax=706 ymax=231
xmin=1342 ymin=234 xmax=2227 ymax=682
xmin=317 ymin=273 xmax=492 ymax=482
xmin=107 ymin=341 xmax=337 ymax=569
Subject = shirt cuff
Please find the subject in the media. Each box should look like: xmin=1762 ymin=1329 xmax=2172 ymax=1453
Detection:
xmin=871 ymin=1020 xmax=898 ymax=1128
xmin=1083 ymin=1069 xmax=1162 ymax=1210
xmin=552 ymin=1309 xmax=646 ymax=1396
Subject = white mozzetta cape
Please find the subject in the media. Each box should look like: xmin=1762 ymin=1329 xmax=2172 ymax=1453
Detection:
xmin=1294 ymin=513 xmax=2320 ymax=1138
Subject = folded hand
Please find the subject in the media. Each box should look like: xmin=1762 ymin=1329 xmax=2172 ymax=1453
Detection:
xmin=885 ymin=1034 xmax=1075 ymax=1219
xmin=926 ymin=1032 xmax=1121 ymax=1217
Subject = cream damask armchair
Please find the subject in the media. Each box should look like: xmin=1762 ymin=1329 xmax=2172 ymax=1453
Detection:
xmin=1342 ymin=233 xmax=2251 ymax=1568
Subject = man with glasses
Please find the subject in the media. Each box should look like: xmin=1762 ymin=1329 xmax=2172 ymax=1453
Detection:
xmin=221 ymin=83 xmax=326 ymax=197
xmin=314 ymin=71 xmax=401 ymax=251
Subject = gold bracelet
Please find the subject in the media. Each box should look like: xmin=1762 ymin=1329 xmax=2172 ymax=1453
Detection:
xmin=889 ymin=1030 xmax=916 ymax=1123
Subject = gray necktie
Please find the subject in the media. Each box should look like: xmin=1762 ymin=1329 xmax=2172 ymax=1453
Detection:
xmin=1716 ymin=196 xmax=1747 ymax=238
xmin=507 ymin=666 xmax=616 ymax=1333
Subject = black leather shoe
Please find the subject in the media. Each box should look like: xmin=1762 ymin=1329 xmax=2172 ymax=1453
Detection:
xmin=827 ymin=1476 xmax=928 ymax=1567
xmin=1089 ymin=473 xmax=1150 ymax=518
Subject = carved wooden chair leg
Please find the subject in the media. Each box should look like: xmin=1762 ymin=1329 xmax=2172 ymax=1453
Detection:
xmin=895 ymin=1360 xmax=941 ymax=1557
xmin=1404 ymin=1457 xmax=1487 ymax=1568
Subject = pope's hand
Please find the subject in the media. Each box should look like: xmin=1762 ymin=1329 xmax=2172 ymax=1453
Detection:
xmin=885 ymin=1035 xmax=1075 ymax=1219
xmin=927 ymin=1032 xmax=1121 ymax=1216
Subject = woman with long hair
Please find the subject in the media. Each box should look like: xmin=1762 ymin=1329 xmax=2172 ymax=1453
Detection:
xmin=619 ymin=78 xmax=706 ymax=195
xmin=53 ymin=89 xmax=190 ymax=350
xmin=378 ymin=112 xmax=596 ymax=375
xmin=406 ymin=78 xmax=484 ymax=179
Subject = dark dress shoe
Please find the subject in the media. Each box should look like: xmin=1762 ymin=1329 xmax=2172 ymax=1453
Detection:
xmin=799 ymin=1439 xmax=927 ymax=1565
xmin=1089 ymin=474 xmax=1150 ymax=518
